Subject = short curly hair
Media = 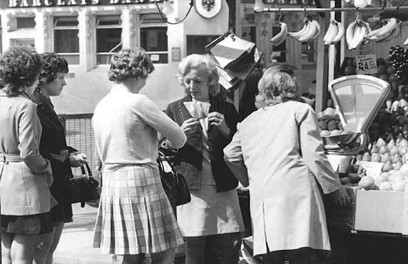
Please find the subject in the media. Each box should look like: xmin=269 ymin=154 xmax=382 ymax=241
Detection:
xmin=255 ymin=64 xmax=298 ymax=109
xmin=0 ymin=46 xmax=43 ymax=96
xmin=177 ymin=54 xmax=220 ymax=97
xmin=39 ymin=53 xmax=69 ymax=85
xmin=108 ymin=48 xmax=154 ymax=82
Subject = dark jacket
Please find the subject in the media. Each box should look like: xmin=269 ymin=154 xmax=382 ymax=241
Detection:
xmin=165 ymin=95 xmax=238 ymax=193
xmin=33 ymin=92 xmax=74 ymax=223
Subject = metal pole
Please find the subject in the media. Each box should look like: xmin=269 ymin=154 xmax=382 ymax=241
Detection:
xmin=255 ymin=6 xmax=408 ymax=13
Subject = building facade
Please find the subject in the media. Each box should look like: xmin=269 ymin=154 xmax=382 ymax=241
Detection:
xmin=0 ymin=0 xmax=230 ymax=113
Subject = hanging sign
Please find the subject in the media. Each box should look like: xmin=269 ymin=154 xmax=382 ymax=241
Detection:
xmin=356 ymin=54 xmax=377 ymax=75
xmin=195 ymin=0 xmax=222 ymax=19
xmin=6 ymin=0 xmax=155 ymax=8
xmin=262 ymin=0 xmax=314 ymax=4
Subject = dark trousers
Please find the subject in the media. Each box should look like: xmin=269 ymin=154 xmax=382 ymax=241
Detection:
xmin=185 ymin=232 xmax=241 ymax=264
xmin=261 ymin=247 xmax=329 ymax=264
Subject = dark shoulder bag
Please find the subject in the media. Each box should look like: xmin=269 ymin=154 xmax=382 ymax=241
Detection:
xmin=157 ymin=148 xmax=191 ymax=208
xmin=68 ymin=163 xmax=100 ymax=208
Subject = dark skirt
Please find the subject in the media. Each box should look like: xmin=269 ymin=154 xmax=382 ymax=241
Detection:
xmin=1 ymin=212 xmax=53 ymax=235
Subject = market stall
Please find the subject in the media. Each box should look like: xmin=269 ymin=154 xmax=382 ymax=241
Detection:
xmin=239 ymin=0 xmax=408 ymax=263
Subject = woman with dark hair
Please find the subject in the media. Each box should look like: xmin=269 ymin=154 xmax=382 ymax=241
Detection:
xmin=92 ymin=48 xmax=186 ymax=264
xmin=32 ymin=52 xmax=88 ymax=264
xmin=224 ymin=64 xmax=351 ymax=264
xmin=165 ymin=54 xmax=244 ymax=264
xmin=0 ymin=46 xmax=54 ymax=264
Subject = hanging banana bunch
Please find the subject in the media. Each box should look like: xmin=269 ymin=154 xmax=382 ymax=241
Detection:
xmin=288 ymin=16 xmax=321 ymax=43
xmin=323 ymin=18 xmax=345 ymax=45
xmin=346 ymin=14 xmax=371 ymax=50
xmin=365 ymin=17 xmax=401 ymax=43
xmin=270 ymin=21 xmax=288 ymax=46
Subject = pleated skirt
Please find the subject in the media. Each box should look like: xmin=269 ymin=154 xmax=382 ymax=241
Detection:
xmin=93 ymin=164 xmax=184 ymax=255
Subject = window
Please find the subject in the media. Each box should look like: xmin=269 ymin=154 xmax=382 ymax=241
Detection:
xmin=53 ymin=16 xmax=79 ymax=64
xmin=301 ymin=42 xmax=316 ymax=65
xmin=10 ymin=39 xmax=34 ymax=47
xmin=96 ymin=15 xmax=122 ymax=65
xmin=239 ymin=3 xmax=257 ymax=43
xmin=17 ymin=17 xmax=35 ymax=28
xmin=271 ymin=24 xmax=287 ymax=63
xmin=186 ymin=35 xmax=218 ymax=55
xmin=140 ymin=14 xmax=168 ymax=64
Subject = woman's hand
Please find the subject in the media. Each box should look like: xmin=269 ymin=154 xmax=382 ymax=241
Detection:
xmin=208 ymin=111 xmax=230 ymax=137
xmin=44 ymin=161 xmax=54 ymax=187
xmin=70 ymin=152 xmax=88 ymax=167
xmin=181 ymin=118 xmax=200 ymax=136
xmin=327 ymin=186 xmax=353 ymax=208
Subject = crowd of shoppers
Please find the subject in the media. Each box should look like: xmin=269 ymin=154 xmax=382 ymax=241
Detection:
xmin=0 ymin=45 xmax=351 ymax=264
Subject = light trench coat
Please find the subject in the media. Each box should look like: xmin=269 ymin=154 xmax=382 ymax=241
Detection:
xmin=0 ymin=93 xmax=52 ymax=216
xmin=224 ymin=100 xmax=341 ymax=256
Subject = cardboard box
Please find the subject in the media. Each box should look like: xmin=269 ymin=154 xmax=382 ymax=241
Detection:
xmin=354 ymin=189 xmax=407 ymax=234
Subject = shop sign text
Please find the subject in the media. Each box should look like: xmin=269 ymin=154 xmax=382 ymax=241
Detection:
xmin=356 ymin=54 xmax=377 ymax=75
xmin=8 ymin=0 xmax=154 ymax=8
xmin=262 ymin=0 xmax=314 ymax=4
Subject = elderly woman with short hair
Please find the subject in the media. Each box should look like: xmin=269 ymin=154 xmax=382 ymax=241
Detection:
xmin=0 ymin=46 xmax=54 ymax=264
xmin=224 ymin=64 xmax=351 ymax=264
xmin=92 ymin=48 xmax=186 ymax=264
xmin=165 ymin=54 xmax=244 ymax=264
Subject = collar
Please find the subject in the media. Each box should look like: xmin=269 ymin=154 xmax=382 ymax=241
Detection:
xmin=33 ymin=91 xmax=54 ymax=109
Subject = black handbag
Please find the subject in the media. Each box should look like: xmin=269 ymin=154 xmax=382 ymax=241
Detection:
xmin=157 ymin=151 xmax=191 ymax=208
xmin=68 ymin=163 xmax=100 ymax=208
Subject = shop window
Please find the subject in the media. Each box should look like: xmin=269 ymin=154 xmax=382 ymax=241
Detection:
xmin=10 ymin=39 xmax=34 ymax=47
xmin=16 ymin=17 xmax=35 ymax=28
xmin=186 ymin=35 xmax=218 ymax=55
xmin=271 ymin=25 xmax=287 ymax=63
xmin=140 ymin=14 xmax=168 ymax=64
xmin=96 ymin=15 xmax=122 ymax=65
xmin=301 ymin=42 xmax=316 ymax=65
xmin=239 ymin=2 xmax=257 ymax=43
xmin=53 ymin=16 xmax=79 ymax=65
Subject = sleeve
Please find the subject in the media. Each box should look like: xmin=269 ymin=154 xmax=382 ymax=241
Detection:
xmin=18 ymin=102 xmax=50 ymax=174
xmin=136 ymin=96 xmax=186 ymax=149
xmin=225 ymin=102 xmax=239 ymax=140
xmin=298 ymin=106 xmax=341 ymax=194
xmin=223 ymin=125 xmax=249 ymax=187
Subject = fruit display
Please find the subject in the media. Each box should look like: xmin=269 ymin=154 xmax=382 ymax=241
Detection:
xmin=345 ymin=17 xmax=371 ymax=50
xmin=270 ymin=21 xmax=288 ymax=46
xmin=389 ymin=46 xmax=408 ymax=84
xmin=317 ymin=107 xmax=344 ymax=137
xmin=365 ymin=17 xmax=401 ymax=43
xmin=323 ymin=19 xmax=345 ymax=46
xmin=288 ymin=16 xmax=321 ymax=43
xmin=354 ymin=137 xmax=408 ymax=191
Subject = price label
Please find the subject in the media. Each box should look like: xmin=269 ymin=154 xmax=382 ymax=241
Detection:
xmin=358 ymin=161 xmax=383 ymax=178
xmin=356 ymin=54 xmax=377 ymax=75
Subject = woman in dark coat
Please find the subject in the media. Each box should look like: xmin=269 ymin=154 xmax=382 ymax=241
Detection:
xmin=32 ymin=53 xmax=87 ymax=264
xmin=165 ymin=54 xmax=244 ymax=264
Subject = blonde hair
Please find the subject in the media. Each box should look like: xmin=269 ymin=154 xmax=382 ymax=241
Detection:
xmin=255 ymin=64 xmax=298 ymax=109
xmin=177 ymin=54 xmax=220 ymax=97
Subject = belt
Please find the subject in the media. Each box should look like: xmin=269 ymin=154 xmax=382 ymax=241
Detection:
xmin=0 ymin=154 xmax=22 ymax=162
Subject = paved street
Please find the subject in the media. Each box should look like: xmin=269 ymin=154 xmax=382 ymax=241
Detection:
xmin=53 ymin=203 xmax=114 ymax=264
xmin=53 ymin=203 xmax=186 ymax=264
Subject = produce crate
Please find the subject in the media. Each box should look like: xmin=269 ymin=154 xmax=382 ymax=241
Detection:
xmin=354 ymin=189 xmax=408 ymax=234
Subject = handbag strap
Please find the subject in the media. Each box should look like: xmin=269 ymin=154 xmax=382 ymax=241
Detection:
xmin=81 ymin=163 xmax=93 ymax=178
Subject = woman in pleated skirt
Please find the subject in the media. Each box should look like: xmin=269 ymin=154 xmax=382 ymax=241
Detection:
xmin=92 ymin=48 xmax=187 ymax=264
